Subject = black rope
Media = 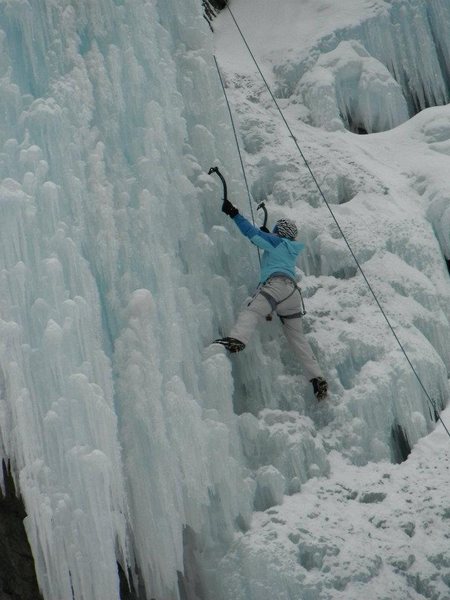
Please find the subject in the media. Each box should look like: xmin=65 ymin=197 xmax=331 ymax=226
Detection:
xmin=213 ymin=54 xmax=261 ymax=266
xmin=224 ymin=3 xmax=450 ymax=438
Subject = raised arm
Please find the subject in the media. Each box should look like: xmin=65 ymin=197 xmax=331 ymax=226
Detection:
xmin=233 ymin=214 xmax=282 ymax=251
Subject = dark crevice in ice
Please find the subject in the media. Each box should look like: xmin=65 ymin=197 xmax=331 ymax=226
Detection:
xmin=331 ymin=266 xmax=358 ymax=280
xmin=391 ymin=424 xmax=411 ymax=464
xmin=118 ymin=563 xmax=146 ymax=600
xmin=429 ymin=400 xmax=443 ymax=424
xmin=0 ymin=461 xmax=43 ymax=600
xmin=178 ymin=527 xmax=206 ymax=600
xmin=203 ymin=0 xmax=228 ymax=30
xmin=353 ymin=125 xmax=368 ymax=135
xmin=344 ymin=112 xmax=369 ymax=135
xmin=207 ymin=0 xmax=228 ymax=10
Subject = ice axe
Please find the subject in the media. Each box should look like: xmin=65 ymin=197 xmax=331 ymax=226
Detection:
xmin=208 ymin=166 xmax=228 ymax=202
xmin=209 ymin=167 xmax=269 ymax=232
xmin=257 ymin=201 xmax=269 ymax=232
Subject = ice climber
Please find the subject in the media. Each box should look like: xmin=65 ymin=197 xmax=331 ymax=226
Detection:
xmin=214 ymin=195 xmax=328 ymax=401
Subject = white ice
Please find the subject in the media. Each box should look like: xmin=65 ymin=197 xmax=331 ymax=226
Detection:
xmin=298 ymin=40 xmax=409 ymax=133
xmin=0 ymin=0 xmax=450 ymax=599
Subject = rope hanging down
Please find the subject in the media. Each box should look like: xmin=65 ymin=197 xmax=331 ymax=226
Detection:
xmin=212 ymin=55 xmax=261 ymax=265
xmin=223 ymin=4 xmax=450 ymax=438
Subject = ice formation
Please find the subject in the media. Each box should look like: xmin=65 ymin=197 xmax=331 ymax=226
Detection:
xmin=267 ymin=0 xmax=450 ymax=130
xmin=0 ymin=0 xmax=449 ymax=599
xmin=298 ymin=40 xmax=409 ymax=133
xmin=0 ymin=1 xmax=255 ymax=598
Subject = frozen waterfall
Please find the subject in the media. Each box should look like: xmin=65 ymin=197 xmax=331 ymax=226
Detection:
xmin=0 ymin=0 xmax=450 ymax=599
xmin=0 ymin=0 xmax=255 ymax=598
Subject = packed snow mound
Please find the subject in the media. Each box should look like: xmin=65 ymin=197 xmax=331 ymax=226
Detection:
xmin=212 ymin=421 xmax=450 ymax=600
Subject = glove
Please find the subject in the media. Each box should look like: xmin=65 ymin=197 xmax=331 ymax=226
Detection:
xmin=222 ymin=198 xmax=239 ymax=218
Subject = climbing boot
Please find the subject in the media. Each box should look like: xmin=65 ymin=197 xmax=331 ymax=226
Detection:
xmin=213 ymin=337 xmax=246 ymax=353
xmin=311 ymin=377 xmax=328 ymax=401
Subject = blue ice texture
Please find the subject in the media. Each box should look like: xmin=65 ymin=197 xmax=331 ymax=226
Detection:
xmin=0 ymin=1 xmax=449 ymax=600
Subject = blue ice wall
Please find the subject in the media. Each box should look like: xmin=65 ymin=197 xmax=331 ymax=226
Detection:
xmin=0 ymin=1 xmax=449 ymax=600
xmin=0 ymin=1 xmax=259 ymax=598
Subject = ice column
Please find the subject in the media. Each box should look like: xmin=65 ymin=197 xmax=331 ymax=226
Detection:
xmin=0 ymin=0 xmax=257 ymax=599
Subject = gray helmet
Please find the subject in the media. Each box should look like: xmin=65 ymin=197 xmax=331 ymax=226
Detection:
xmin=274 ymin=218 xmax=298 ymax=240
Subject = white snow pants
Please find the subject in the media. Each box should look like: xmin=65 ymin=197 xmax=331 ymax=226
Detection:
xmin=230 ymin=276 xmax=323 ymax=380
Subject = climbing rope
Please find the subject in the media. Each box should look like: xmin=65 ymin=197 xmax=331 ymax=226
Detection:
xmin=222 ymin=4 xmax=450 ymax=438
xmin=212 ymin=55 xmax=261 ymax=265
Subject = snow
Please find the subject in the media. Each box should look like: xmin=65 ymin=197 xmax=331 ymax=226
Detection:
xmin=213 ymin=413 xmax=450 ymax=600
xmin=208 ymin=1 xmax=450 ymax=598
xmin=0 ymin=0 xmax=449 ymax=599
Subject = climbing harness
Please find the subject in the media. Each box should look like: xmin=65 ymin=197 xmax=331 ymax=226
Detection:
xmin=218 ymin=4 xmax=450 ymax=438
xmin=278 ymin=290 xmax=306 ymax=323
xmin=258 ymin=274 xmax=306 ymax=322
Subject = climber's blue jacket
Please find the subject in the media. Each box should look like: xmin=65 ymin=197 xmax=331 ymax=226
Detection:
xmin=233 ymin=214 xmax=305 ymax=283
